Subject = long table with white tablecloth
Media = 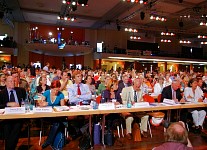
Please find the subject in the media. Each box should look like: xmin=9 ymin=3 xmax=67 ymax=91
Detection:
xmin=0 ymin=102 xmax=206 ymax=120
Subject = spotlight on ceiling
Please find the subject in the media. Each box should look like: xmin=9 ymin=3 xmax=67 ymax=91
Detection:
xmin=143 ymin=0 xmax=148 ymax=5
xmin=78 ymin=0 xmax=88 ymax=6
xmin=179 ymin=21 xmax=183 ymax=27
xmin=117 ymin=25 xmax=121 ymax=31
xmin=71 ymin=4 xmax=77 ymax=11
xmin=140 ymin=12 xmax=145 ymax=20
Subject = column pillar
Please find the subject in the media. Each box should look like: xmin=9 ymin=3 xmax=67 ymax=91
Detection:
xmin=164 ymin=62 xmax=167 ymax=72
xmin=134 ymin=61 xmax=138 ymax=70
xmin=190 ymin=64 xmax=193 ymax=72
xmin=74 ymin=55 xmax=77 ymax=69
xmin=99 ymin=59 xmax=102 ymax=69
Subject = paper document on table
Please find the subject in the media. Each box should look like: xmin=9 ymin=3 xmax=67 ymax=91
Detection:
xmin=5 ymin=107 xmax=25 ymax=114
xmin=99 ymin=103 xmax=115 ymax=110
xmin=0 ymin=109 xmax=5 ymax=114
xmin=33 ymin=106 xmax=53 ymax=113
xmin=134 ymin=102 xmax=150 ymax=108
xmin=53 ymin=106 xmax=70 ymax=112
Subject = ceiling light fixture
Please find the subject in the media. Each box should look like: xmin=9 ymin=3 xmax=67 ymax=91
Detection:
xmin=130 ymin=36 xmax=141 ymax=40
xmin=125 ymin=28 xmax=138 ymax=32
xmin=202 ymin=14 xmax=207 ymax=18
xmin=200 ymin=22 xmax=207 ymax=26
xmin=161 ymin=32 xmax=175 ymax=36
xmin=179 ymin=40 xmax=191 ymax=44
xmin=57 ymin=15 xmax=77 ymax=21
xmin=180 ymin=15 xmax=190 ymax=18
xmin=198 ymin=35 xmax=207 ymax=38
xmin=201 ymin=42 xmax=207 ymax=44
xmin=123 ymin=0 xmax=139 ymax=3
xmin=150 ymin=15 xmax=166 ymax=22
xmin=161 ymin=39 xmax=171 ymax=43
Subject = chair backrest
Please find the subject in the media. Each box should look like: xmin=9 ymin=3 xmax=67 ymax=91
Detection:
xmin=157 ymin=94 xmax=162 ymax=103
xmin=143 ymin=94 xmax=155 ymax=103
xmin=204 ymin=93 xmax=207 ymax=98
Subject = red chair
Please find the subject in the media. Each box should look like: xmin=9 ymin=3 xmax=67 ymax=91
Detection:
xmin=157 ymin=94 xmax=162 ymax=103
xmin=143 ymin=94 xmax=155 ymax=103
xmin=96 ymin=95 xmax=101 ymax=104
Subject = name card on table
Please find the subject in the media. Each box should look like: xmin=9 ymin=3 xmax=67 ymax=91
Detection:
xmin=33 ymin=106 xmax=53 ymax=113
xmin=99 ymin=103 xmax=115 ymax=110
xmin=134 ymin=102 xmax=149 ymax=108
xmin=163 ymin=98 xmax=176 ymax=105
xmin=5 ymin=107 xmax=25 ymax=114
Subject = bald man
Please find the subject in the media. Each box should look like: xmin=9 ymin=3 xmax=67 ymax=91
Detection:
xmin=154 ymin=122 xmax=193 ymax=150
xmin=0 ymin=76 xmax=26 ymax=150
xmin=121 ymin=78 xmax=149 ymax=139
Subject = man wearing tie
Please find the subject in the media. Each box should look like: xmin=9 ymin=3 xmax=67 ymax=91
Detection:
xmin=117 ymin=74 xmax=131 ymax=103
xmin=121 ymin=78 xmax=149 ymax=139
xmin=68 ymin=70 xmax=91 ymax=105
xmin=0 ymin=76 xmax=26 ymax=150
xmin=161 ymin=79 xmax=184 ymax=102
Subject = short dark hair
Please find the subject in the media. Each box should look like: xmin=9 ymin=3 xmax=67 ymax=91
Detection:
xmin=187 ymin=78 xmax=197 ymax=87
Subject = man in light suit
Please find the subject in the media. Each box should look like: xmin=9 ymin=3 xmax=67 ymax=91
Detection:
xmin=117 ymin=74 xmax=131 ymax=103
xmin=0 ymin=76 xmax=26 ymax=150
xmin=121 ymin=78 xmax=149 ymax=139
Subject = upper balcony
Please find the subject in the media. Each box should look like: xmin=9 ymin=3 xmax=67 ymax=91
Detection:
xmin=24 ymin=42 xmax=93 ymax=56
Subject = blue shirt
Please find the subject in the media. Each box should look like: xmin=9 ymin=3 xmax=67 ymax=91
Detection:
xmin=68 ymin=83 xmax=92 ymax=104
xmin=43 ymin=90 xmax=64 ymax=107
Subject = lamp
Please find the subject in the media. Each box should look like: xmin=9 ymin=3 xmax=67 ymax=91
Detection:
xmin=150 ymin=15 xmax=166 ymax=22
xmin=161 ymin=39 xmax=171 ymax=43
xmin=161 ymin=32 xmax=175 ymax=36
xmin=78 ymin=0 xmax=88 ymax=6
xmin=179 ymin=40 xmax=191 ymax=44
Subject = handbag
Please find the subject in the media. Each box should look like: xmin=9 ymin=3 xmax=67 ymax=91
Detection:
xmin=104 ymin=129 xmax=114 ymax=146
xmin=79 ymin=131 xmax=91 ymax=150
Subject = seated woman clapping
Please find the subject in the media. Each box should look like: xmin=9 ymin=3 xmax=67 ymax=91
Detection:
xmin=38 ymin=80 xmax=66 ymax=149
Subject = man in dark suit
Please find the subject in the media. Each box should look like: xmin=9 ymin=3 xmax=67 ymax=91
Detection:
xmin=161 ymin=79 xmax=186 ymax=122
xmin=0 ymin=76 xmax=26 ymax=150
xmin=161 ymin=79 xmax=184 ymax=102
xmin=117 ymin=74 xmax=131 ymax=103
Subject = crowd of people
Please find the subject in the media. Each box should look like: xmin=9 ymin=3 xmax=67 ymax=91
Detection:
xmin=0 ymin=62 xmax=207 ymax=149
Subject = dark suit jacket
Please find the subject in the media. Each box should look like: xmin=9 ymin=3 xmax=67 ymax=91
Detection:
xmin=0 ymin=87 xmax=26 ymax=109
xmin=161 ymin=85 xmax=182 ymax=102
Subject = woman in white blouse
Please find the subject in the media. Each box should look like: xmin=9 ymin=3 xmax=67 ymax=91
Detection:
xmin=153 ymin=77 xmax=164 ymax=95
xmin=184 ymin=78 xmax=206 ymax=133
